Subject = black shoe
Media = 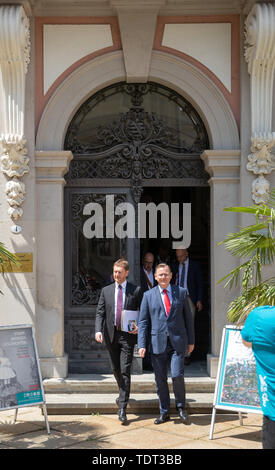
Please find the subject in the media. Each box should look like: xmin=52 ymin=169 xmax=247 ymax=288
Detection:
xmin=118 ymin=408 xmax=127 ymax=425
xmin=154 ymin=413 xmax=170 ymax=425
xmin=178 ymin=408 xmax=190 ymax=425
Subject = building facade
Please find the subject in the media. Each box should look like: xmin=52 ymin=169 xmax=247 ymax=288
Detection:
xmin=0 ymin=0 xmax=274 ymax=379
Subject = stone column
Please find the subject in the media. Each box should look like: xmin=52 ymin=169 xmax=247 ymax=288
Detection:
xmin=244 ymin=3 xmax=275 ymax=203
xmin=201 ymin=150 xmax=240 ymax=377
xmin=0 ymin=5 xmax=30 ymax=224
xmin=35 ymin=151 xmax=72 ymax=378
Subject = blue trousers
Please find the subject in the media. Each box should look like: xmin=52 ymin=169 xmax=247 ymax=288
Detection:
xmin=151 ymin=337 xmax=186 ymax=414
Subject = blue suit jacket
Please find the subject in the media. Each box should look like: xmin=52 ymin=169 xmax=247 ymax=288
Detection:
xmin=138 ymin=285 xmax=195 ymax=355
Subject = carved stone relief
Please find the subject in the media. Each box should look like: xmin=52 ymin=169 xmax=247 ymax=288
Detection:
xmin=0 ymin=5 xmax=30 ymax=223
xmin=244 ymin=3 xmax=275 ymax=203
xmin=65 ymin=84 xmax=210 ymax=202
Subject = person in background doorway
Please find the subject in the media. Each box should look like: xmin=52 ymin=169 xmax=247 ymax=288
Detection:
xmin=140 ymin=252 xmax=157 ymax=292
xmin=241 ymin=305 xmax=275 ymax=449
xmin=172 ymin=247 xmax=203 ymax=365
xmin=95 ymin=259 xmax=143 ymax=425
xmin=140 ymin=252 xmax=157 ymax=371
xmin=156 ymin=242 xmax=172 ymax=267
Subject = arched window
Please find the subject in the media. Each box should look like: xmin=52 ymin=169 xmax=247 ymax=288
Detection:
xmin=64 ymin=82 xmax=209 ymax=155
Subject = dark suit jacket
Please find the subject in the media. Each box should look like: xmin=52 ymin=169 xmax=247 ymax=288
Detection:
xmin=140 ymin=267 xmax=158 ymax=293
xmin=138 ymin=285 xmax=195 ymax=355
xmin=172 ymin=259 xmax=203 ymax=305
xmin=95 ymin=282 xmax=143 ymax=344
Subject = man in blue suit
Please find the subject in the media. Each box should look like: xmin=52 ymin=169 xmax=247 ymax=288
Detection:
xmin=138 ymin=263 xmax=195 ymax=425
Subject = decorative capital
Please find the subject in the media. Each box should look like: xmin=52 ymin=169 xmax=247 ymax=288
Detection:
xmin=247 ymin=134 xmax=275 ymax=175
xmin=0 ymin=5 xmax=30 ymax=75
xmin=1 ymin=137 xmax=30 ymax=179
xmin=251 ymin=175 xmax=270 ymax=205
xmin=245 ymin=4 xmax=275 ymax=73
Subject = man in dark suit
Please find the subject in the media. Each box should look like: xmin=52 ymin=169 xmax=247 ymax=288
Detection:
xmin=140 ymin=252 xmax=157 ymax=371
xmin=172 ymin=248 xmax=203 ymax=364
xmin=138 ymin=263 xmax=194 ymax=425
xmin=95 ymin=259 xmax=143 ymax=424
xmin=140 ymin=252 xmax=158 ymax=292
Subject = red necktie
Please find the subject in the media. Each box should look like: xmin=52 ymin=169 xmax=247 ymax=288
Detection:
xmin=163 ymin=289 xmax=171 ymax=317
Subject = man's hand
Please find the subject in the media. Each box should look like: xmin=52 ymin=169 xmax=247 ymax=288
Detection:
xmin=95 ymin=332 xmax=103 ymax=343
xmin=187 ymin=344 xmax=194 ymax=355
xmin=138 ymin=348 xmax=146 ymax=358
xmin=196 ymin=301 xmax=203 ymax=312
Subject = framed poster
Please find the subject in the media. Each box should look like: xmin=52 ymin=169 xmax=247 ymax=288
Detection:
xmin=209 ymin=325 xmax=262 ymax=439
xmin=0 ymin=324 xmax=50 ymax=434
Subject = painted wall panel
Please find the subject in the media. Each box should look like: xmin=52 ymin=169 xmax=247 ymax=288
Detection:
xmin=162 ymin=23 xmax=231 ymax=91
xmin=43 ymin=24 xmax=113 ymax=94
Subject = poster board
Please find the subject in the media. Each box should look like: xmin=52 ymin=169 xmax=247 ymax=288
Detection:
xmin=209 ymin=325 xmax=262 ymax=439
xmin=0 ymin=324 xmax=50 ymax=434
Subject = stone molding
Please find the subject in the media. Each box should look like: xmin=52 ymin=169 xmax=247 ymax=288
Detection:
xmin=111 ymin=1 xmax=165 ymax=82
xmin=200 ymin=150 xmax=241 ymax=184
xmin=244 ymin=3 xmax=275 ymax=203
xmin=35 ymin=151 xmax=73 ymax=184
xmin=0 ymin=5 xmax=30 ymax=222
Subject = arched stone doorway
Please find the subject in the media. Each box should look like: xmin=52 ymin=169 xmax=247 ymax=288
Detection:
xmin=35 ymin=51 xmax=240 ymax=379
xmin=63 ymin=81 xmax=210 ymax=373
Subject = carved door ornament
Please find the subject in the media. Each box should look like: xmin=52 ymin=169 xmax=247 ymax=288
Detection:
xmin=64 ymin=82 xmax=210 ymax=203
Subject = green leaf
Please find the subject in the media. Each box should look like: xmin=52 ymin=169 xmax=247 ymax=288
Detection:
xmin=218 ymin=188 xmax=275 ymax=324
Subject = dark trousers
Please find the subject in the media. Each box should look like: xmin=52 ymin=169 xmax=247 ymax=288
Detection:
xmin=262 ymin=415 xmax=275 ymax=449
xmin=151 ymin=337 xmax=186 ymax=415
xmin=106 ymin=329 xmax=136 ymax=409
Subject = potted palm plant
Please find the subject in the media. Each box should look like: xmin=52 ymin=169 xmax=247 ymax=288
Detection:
xmin=218 ymin=188 xmax=275 ymax=324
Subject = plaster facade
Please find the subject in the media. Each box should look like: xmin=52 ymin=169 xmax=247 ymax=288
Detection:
xmin=0 ymin=0 xmax=274 ymax=379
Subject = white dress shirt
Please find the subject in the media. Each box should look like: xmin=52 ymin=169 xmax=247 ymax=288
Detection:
xmin=143 ymin=268 xmax=154 ymax=289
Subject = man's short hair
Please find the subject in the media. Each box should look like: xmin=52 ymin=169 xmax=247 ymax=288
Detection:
xmin=113 ymin=259 xmax=129 ymax=271
xmin=155 ymin=263 xmax=171 ymax=273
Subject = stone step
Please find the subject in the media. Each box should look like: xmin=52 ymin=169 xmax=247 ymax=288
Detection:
xmin=43 ymin=374 xmax=216 ymax=394
xmin=44 ymin=392 xmax=215 ymax=415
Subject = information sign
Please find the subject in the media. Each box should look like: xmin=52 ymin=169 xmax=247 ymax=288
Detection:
xmin=0 ymin=324 xmax=50 ymax=434
xmin=209 ymin=325 xmax=262 ymax=439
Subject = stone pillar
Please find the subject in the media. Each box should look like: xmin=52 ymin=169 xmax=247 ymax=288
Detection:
xmin=201 ymin=150 xmax=240 ymax=377
xmin=35 ymin=151 xmax=72 ymax=378
xmin=0 ymin=5 xmax=30 ymax=224
xmin=244 ymin=3 xmax=275 ymax=203
xmin=0 ymin=4 xmax=37 ymax=329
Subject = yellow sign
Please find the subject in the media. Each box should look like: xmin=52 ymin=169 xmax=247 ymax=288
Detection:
xmin=3 ymin=253 xmax=33 ymax=273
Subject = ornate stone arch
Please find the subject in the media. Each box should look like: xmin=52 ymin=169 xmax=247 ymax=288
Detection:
xmin=36 ymin=50 xmax=239 ymax=151
xmin=35 ymin=49 xmax=240 ymax=378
